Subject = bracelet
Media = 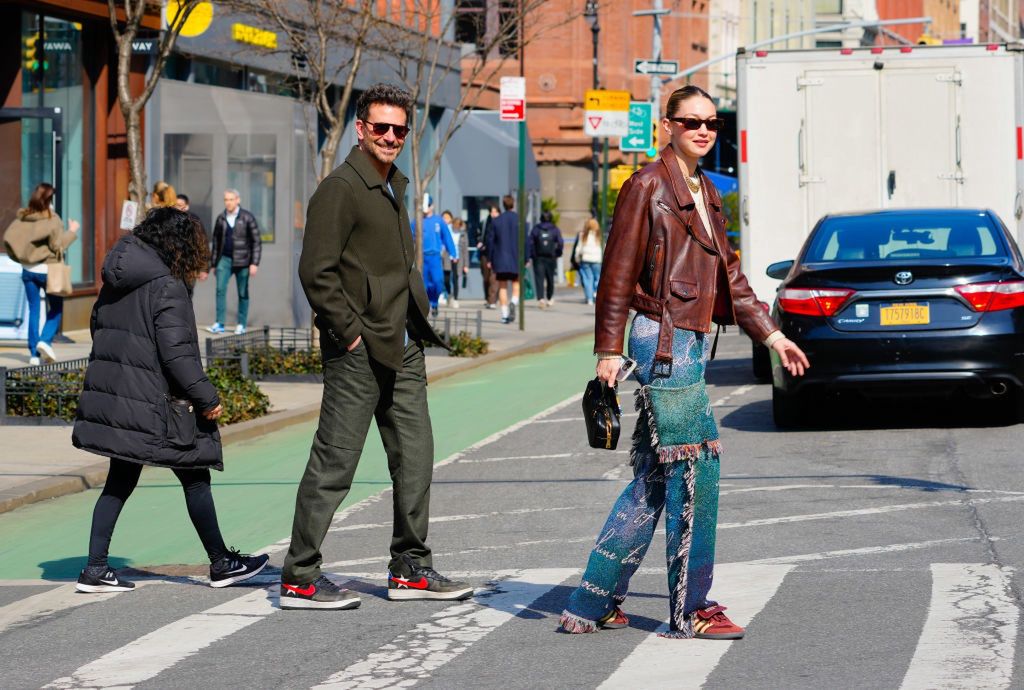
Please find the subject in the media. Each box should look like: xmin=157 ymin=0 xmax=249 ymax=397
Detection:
xmin=763 ymin=330 xmax=786 ymax=348
xmin=595 ymin=352 xmax=621 ymax=360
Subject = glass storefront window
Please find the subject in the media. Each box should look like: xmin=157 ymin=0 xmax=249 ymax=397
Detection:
xmin=164 ymin=134 xmax=214 ymax=237
xmin=228 ymin=134 xmax=276 ymax=243
xmin=20 ymin=12 xmax=89 ymax=284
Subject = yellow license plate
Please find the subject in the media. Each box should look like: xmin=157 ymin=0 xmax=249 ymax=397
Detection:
xmin=880 ymin=303 xmax=930 ymax=326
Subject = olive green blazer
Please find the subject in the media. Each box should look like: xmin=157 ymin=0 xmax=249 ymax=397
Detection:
xmin=299 ymin=146 xmax=444 ymax=370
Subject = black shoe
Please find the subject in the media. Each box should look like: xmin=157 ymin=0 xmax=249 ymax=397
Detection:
xmin=387 ymin=555 xmax=474 ymax=601
xmin=209 ymin=549 xmax=270 ymax=588
xmin=280 ymin=575 xmax=361 ymax=610
xmin=431 ymin=307 xmax=439 ymax=317
xmin=76 ymin=566 xmax=135 ymax=593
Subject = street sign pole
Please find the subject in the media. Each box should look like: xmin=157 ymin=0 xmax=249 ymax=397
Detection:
xmin=518 ymin=118 xmax=526 ymax=330
xmin=651 ymin=0 xmax=664 ymax=157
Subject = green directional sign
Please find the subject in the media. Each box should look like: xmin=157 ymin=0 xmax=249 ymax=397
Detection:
xmin=621 ymin=102 xmax=653 ymax=153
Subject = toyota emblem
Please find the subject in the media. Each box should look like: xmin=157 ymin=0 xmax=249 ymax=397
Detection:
xmin=894 ymin=271 xmax=914 ymax=285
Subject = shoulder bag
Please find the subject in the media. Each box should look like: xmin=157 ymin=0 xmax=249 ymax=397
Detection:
xmin=46 ymin=247 xmax=73 ymax=297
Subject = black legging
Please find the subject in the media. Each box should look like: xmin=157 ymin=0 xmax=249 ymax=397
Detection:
xmin=87 ymin=458 xmax=229 ymax=568
xmin=533 ymin=257 xmax=557 ymax=301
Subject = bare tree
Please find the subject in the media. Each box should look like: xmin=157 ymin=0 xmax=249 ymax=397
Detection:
xmin=230 ymin=0 xmax=378 ymax=182
xmin=382 ymin=1 xmax=576 ymax=271
xmin=108 ymin=0 xmax=202 ymax=205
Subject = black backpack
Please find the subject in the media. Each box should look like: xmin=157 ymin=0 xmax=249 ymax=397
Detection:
xmin=536 ymin=227 xmax=556 ymax=257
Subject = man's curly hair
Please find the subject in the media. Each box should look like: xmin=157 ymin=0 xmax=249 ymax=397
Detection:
xmin=133 ymin=206 xmax=210 ymax=284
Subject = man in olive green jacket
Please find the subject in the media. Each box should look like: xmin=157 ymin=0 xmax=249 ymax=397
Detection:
xmin=280 ymin=84 xmax=473 ymax=610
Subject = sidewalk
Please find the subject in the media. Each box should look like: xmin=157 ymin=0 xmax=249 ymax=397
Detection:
xmin=0 ymin=290 xmax=596 ymax=514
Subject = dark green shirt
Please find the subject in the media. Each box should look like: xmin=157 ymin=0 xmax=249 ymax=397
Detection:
xmin=299 ymin=146 xmax=443 ymax=371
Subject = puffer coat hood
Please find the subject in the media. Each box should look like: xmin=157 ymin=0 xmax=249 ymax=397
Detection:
xmin=73 ymin=235 xmax=222 ymax=469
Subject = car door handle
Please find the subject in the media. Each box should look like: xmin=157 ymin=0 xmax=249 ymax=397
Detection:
xmin=887 ymin=170 xmax=896 ymax=200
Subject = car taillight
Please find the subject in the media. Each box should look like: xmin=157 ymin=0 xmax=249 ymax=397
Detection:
xmin=955 ymin=281 xmax=1024 ymax=311
xmin=778 ymin=288 xmax=855 ymax=317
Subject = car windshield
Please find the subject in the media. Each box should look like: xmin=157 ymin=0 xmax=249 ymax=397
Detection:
xmin=805 ymin=213 xmax=1004 ymax=262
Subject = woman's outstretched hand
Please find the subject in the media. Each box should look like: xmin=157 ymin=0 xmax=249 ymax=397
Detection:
xmin=772 ymin=338 xmax=810 ymax=377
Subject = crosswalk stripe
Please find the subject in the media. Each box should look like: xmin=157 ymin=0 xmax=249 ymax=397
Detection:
xmin=311 ymin=568 xmax=576 ymax=689
xmin=900 ymin=563 xmax=1019 ymax=690
xmin=0 ymin=582 xmax=155 ymax=636
xmin=598 ymin=563 xmax=793 ymax=689
xmin=44 ymin=587 xmax=276 ymax=689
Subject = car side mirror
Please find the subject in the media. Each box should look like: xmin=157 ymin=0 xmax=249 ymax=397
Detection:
xmin=766 ymin=260 xmax=794 ymax=280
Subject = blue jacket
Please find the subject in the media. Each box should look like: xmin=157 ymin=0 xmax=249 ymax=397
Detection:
xmin=413 ymin=214 xmax=458 ymax=259
xmin=484 ymin=211 xmax=521 ymax=274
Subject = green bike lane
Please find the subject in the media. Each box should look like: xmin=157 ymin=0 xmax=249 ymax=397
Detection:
xmin=0 ymin=336 xmax=593 ymax=580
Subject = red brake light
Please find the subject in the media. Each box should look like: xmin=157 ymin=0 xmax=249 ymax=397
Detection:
xmin=955 ymin=281 xmax=1024 ymax=311
xmin=778 ymin=288 xmax=855 ymax=317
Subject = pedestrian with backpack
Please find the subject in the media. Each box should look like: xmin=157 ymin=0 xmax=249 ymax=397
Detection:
xmin=526 ymin=210 xmax=564 ymax=308
xmin=71 ymin=206 xmax=269 ymax=593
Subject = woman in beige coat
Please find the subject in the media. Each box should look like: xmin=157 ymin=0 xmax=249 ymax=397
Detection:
xmin=3 ymin=183 xmax=78 ymax=364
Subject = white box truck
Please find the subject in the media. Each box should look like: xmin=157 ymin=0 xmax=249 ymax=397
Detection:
xmin=736 ymin=43 xmax=1024 ymax=307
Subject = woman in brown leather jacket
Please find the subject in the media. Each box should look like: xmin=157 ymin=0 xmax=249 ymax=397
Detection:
xmin=560 ymin=86 xmax=809 ymax=640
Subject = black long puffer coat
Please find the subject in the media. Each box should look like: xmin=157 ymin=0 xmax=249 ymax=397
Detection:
xmin=72 ymin=235 xmax=223 ymax=469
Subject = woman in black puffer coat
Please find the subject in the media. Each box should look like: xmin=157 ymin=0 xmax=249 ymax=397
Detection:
xmin=71 ymin=207 xmax=268 ymax=593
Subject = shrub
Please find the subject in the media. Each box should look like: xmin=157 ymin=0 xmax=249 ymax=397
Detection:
xmin=5 ymin=368 xmax=84 ymax=421
xmin=447 ymin=331 xmax=489 ymax=358
xmin=243 ymin=347 xmax=322 ymax=377
xmin=206 ymin=361 xmax=271 ymax=424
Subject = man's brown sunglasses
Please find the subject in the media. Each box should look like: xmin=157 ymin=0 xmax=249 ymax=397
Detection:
xmin=667 ymin=117 xmax=726 ymax=132
xmin=363 ymin=120 xmax=410 ymax=138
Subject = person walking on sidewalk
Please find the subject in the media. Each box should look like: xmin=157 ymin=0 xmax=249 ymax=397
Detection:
xmin=3 ymin=182 xmax=78 ymax=365
xmin=208 ymin=189 xmax=261 ymax=335
xmin=559 ymin=86 xmax=810 ymax=639
xmin=478 ymin=205 xmax=500 ymax=309
xmin=71 ymin=207 xmax=269 ymax=593
xmin=414 ymin=196 xmax=457 ymax=316
xmin=484 ymin=195 xmax=521 ymax=324
xmin=526 ymin=210 xmax=564 ymax=309
xmin=282 ymin=83 xmax=473 ymax=610
xmin=441 ymin=211 xmax=469 ymax=309
xmin=573 ymin=218 xmax=604 ymax=305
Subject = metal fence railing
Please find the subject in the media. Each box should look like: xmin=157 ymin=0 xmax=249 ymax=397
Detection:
xmin=206 ymin=326 xmax=315 ymax=358
xmin=0 ymin=357 xmax=90 ymax=423
xmin=428 ymin=310 xmax=483 ymax=341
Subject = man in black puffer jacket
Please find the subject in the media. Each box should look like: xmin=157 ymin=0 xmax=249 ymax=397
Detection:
xmin=72 ymin=208 xmax=268 ymax=594
xmin=208 ymin=189 xmax=261 ymax=335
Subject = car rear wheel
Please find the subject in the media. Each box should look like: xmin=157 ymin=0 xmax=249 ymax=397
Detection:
xmin=772 ymin=386 xmax=805 ymax=429
xmin=752 ymin=343 xmax=771 ymax=382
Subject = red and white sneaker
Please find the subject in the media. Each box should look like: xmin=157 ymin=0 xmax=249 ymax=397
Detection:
xmin=387 ymin=554 xmax=473 ymax=601
xmin=692 ymin=604 xmax=745 ymax=639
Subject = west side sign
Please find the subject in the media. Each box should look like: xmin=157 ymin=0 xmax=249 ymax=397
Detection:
xmin=584 ymin=89 xmax=630 ymax=137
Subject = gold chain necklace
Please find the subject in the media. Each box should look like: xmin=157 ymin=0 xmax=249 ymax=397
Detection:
xmin=685 ymin=171 xmax=701 ymax=194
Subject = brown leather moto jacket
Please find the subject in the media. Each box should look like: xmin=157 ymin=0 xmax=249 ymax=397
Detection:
xmin=595 ymin=148 xmax=778 ymax=363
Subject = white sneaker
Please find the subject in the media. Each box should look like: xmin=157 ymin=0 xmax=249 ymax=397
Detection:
xmin=438 ymin=294 xmax=448 ymax=307
xmin=450 ymin=299 xmax=459 ymax=309
xmin=207 ymin=323 xmax=225 ymax=334
xmin=29 ymin=357 xmax=40 ymax=366
xmin=36 ymin=341 xmax=56 ymax=362
xmin=234 ymin=324 xmax=246 ymax=335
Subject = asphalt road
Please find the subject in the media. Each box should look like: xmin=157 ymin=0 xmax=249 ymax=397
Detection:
xmin=1 ymin=331 xmax=1022 ymax=689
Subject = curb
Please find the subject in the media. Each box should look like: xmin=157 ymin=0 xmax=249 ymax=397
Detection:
xmin=0 ymin=329 xmax=591 ymax=517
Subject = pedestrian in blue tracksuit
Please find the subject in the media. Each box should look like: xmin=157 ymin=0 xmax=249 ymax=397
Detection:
xmin=412 ymin=195 xmax=458 ymax=315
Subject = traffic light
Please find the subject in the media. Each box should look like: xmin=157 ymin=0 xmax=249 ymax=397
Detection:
xmin=22 ymin=32 xmax=46 ymax=80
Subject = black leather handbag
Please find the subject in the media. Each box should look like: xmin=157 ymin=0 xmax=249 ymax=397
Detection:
xmin=582 ymin=378 xmax=622 ymax=450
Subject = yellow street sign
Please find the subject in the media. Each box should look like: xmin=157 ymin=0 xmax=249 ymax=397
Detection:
xmin=166 ymin=1 xmax=214 ymax=38
xmin=610 ymin=164 xmax=642 ymax=190
xmin=585 ymin=89 xmax=631 ymax=112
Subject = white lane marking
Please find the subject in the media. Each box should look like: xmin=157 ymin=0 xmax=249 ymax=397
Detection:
xmin=534 ymin=412 xmax=639 ymax=424
xmin=711 ymin=383 xmax=755 ymax=408
xmin=0 ymin=582 xmax=158 ymax=636
xmin=737 ymin=538 xmax=977 ymax=566
xmin=44 ymin=587 xmax=277 ymax=689
xmin=719 ymin=494 xmax=1024 ymax=530
xmin=599 ymin=564 xmax=793 ymax=689
xmin=457 ymin=452 xmax=572 ymax=463
xmin=901 ymin=564 xmax=1020 ymax=690
xmin=312 ymin=568 xmax=576 ymax=689
xmin=329 ymin=506 xmax=579 ymax=533
xmin=720 ymin=483 xmax=833 ymax=495
xmin=601 ymin=464 xmax=630 ymax=481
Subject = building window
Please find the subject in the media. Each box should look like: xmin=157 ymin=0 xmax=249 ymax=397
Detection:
xmin=228 ymin=134 xmax=276 ymax=243
xmin=164 ymin=134 xmax=214 ymax=237
xmin=497 ymin=0 xmax=520 ymax=57
xmin=455 ymin=0 xmax=486 ymax=46
xmin=454 ymin=0 xmax=519 ymax=56
xmin=814 ymin=0 xmax=843 ymax=14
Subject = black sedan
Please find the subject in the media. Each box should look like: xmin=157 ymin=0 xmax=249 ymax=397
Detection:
xmin=766 ymin=208 xmax=1024 ymax=428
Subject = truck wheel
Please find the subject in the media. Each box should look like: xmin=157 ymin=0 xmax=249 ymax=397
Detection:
xmin=772 ymin=386 xmax=804 ymax=429
xmin=752 ymin=343 xmax=771 ymax=381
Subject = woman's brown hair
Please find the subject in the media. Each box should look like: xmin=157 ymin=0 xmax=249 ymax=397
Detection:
xmin=23 ymin=183 xmax=55 ymax=219
xmin=133 ymin=207 xmax=210 ymax=284
xmin=582 ymin=218 xmax=603 ymax=247
xmin=151 ymin=181 xmax=176 ymax=208
xmin=664 ymin=85 xmax=714 ymax=119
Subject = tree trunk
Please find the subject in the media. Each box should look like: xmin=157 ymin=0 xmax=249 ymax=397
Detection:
xmin=125 ymin=106 xmax=147 ymax=207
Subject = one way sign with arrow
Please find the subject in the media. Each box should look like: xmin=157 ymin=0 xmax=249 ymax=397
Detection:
xmin=634 ymin=59 xmax=679 ymax=76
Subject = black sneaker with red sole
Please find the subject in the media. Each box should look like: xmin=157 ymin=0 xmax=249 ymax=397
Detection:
xmin=387 ymin=554 xmax=473 ymax=601
xmin=280 ymin=575 xmax=361 ymax=610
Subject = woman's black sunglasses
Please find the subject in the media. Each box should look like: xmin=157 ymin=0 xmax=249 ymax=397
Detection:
xmin=667 ymin=116 xmax=726 ymax=132
xmin=363 ymin=120 xmax=410 ymax=139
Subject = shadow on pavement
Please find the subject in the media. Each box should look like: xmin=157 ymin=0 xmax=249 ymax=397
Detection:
xmin=718 ymin=473 xmax=971 ymax=493
xmin=37 ymin=556 xmax=130 ymax=580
